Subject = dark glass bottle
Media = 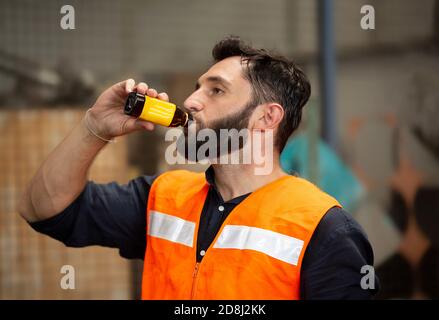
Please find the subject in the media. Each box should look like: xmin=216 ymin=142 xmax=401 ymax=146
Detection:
xmin=124 ymin=92 xmax=190 ymax=127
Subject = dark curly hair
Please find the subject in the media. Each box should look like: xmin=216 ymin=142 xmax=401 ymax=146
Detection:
xmin=212 ymin=35 xmax=311 ymax=152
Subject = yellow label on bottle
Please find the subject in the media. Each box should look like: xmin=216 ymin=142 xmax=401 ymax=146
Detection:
xmin=139 ymin=96 xmax=177 ymax=127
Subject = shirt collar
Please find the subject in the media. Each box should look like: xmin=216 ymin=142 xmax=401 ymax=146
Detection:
xmin=204 ymin=165 xmax=216 ymax=186
xmin=204 ymin=165 xmax=251 ymax=205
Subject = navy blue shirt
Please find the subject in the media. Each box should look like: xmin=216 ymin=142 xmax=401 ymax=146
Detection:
xmin=29 ymin=167 xmax=379 ymax=299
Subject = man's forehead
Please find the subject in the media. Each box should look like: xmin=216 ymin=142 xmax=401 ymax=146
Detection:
xmin=199 ymin=56 xmax=245 ymax=84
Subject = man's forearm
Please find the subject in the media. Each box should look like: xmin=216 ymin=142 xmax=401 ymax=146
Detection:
xmin=19 ymin=79 xmax=157 ymax=223
xmin=18 ymin=115 xmax=108 ymax=222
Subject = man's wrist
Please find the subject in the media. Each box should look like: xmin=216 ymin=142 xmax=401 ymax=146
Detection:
xmin=82 ymin=109 xmax=115 ymax=144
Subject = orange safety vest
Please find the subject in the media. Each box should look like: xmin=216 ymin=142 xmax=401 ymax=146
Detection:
xmin=141 ymin=170 xmax=340 ymax=300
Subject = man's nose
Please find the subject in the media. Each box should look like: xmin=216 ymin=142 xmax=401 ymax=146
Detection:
xmin=183 ymin=92 xmax=204 ymax=113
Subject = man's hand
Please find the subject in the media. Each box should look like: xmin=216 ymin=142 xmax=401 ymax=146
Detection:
xmin=86 ymin=79 xmax=171 ymax=140
xmin=19 ymin=79 xmax=171 ymax=222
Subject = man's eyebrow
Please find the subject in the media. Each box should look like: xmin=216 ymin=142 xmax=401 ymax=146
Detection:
xmin=195 ymin=76 xmax=232 ymax=90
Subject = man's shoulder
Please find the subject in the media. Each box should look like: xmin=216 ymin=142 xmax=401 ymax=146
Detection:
xmin=300 ymin=206 xmax=378 ymax=299
xmin=281 ymin=175 xmax=341 ymax=206
xmin=261 ymin=176 xmax=341 ymax=218
xmin=311 ymin=206 xmax=370 ymax=253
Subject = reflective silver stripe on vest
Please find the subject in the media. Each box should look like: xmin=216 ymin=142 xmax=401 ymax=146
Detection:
xmin=213 ymin=225 xmax=304 ymax=266
xmin=148 ymin=211 xmax=195 ymax=247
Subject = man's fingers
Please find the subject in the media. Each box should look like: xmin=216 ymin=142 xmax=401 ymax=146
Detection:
xmin=124 ymin=79 xmax=135 ymax=93
xmin=135 ymin=119 xmax=155 ymax=131
xmin=114 ymin=79 xmax=163 ymax=102
xmin=114 ymin=79 xmax=134 ymax=94
xmin=123 ymin=117 xmax=155 ymax=133
xmin=136 ymin=82 xmax=149 ymax=95
xmin=146 ymin=88 xmax=158 ymax=98
xmin=157 ymin=92 xmax=169 ymax=102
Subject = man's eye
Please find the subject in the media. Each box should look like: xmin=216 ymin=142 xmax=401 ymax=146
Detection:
xmin=212 ymin=88 xmax=224 ymax=95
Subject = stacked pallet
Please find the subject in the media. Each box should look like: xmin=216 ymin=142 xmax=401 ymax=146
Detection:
xmin=0 ymin=109 xmax=132 ymax=299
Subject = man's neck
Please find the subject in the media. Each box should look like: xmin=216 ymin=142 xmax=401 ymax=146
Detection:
xmin=211 ymin=162 xmax=288 ymax=202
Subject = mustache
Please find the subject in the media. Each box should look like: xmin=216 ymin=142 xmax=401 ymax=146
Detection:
xmin=184 ymin=100 xmax=257 ymax=132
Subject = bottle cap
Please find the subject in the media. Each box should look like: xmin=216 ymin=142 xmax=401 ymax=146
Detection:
xmin=124 ymin=92 xmax=145 ymax=118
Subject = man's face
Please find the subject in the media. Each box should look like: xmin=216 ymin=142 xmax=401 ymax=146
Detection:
xmin=179 ymin=56 xmax=256 ymax=160
xmin=183 ymin=56 xmax=254 ymax=131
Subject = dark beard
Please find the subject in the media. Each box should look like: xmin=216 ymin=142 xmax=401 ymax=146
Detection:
xmin=176 ymin=102 xmax=255 ymax=162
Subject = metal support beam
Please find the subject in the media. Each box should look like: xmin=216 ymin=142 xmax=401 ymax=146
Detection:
xmin=318 ymin=0 xmax=337 ymax=148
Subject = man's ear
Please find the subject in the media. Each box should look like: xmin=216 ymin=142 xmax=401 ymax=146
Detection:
xmin=252 ymin=103 xmax=284 ymax=130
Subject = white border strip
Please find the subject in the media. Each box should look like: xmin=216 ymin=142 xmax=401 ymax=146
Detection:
xmin=148 ymin=211 xmax=195 ymax=247
xmin=213 ymin=225 xmax=304 ymax=266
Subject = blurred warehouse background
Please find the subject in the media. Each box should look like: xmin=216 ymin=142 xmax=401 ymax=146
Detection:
xmin=0 ymin=0 xmax=438 ymax=299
